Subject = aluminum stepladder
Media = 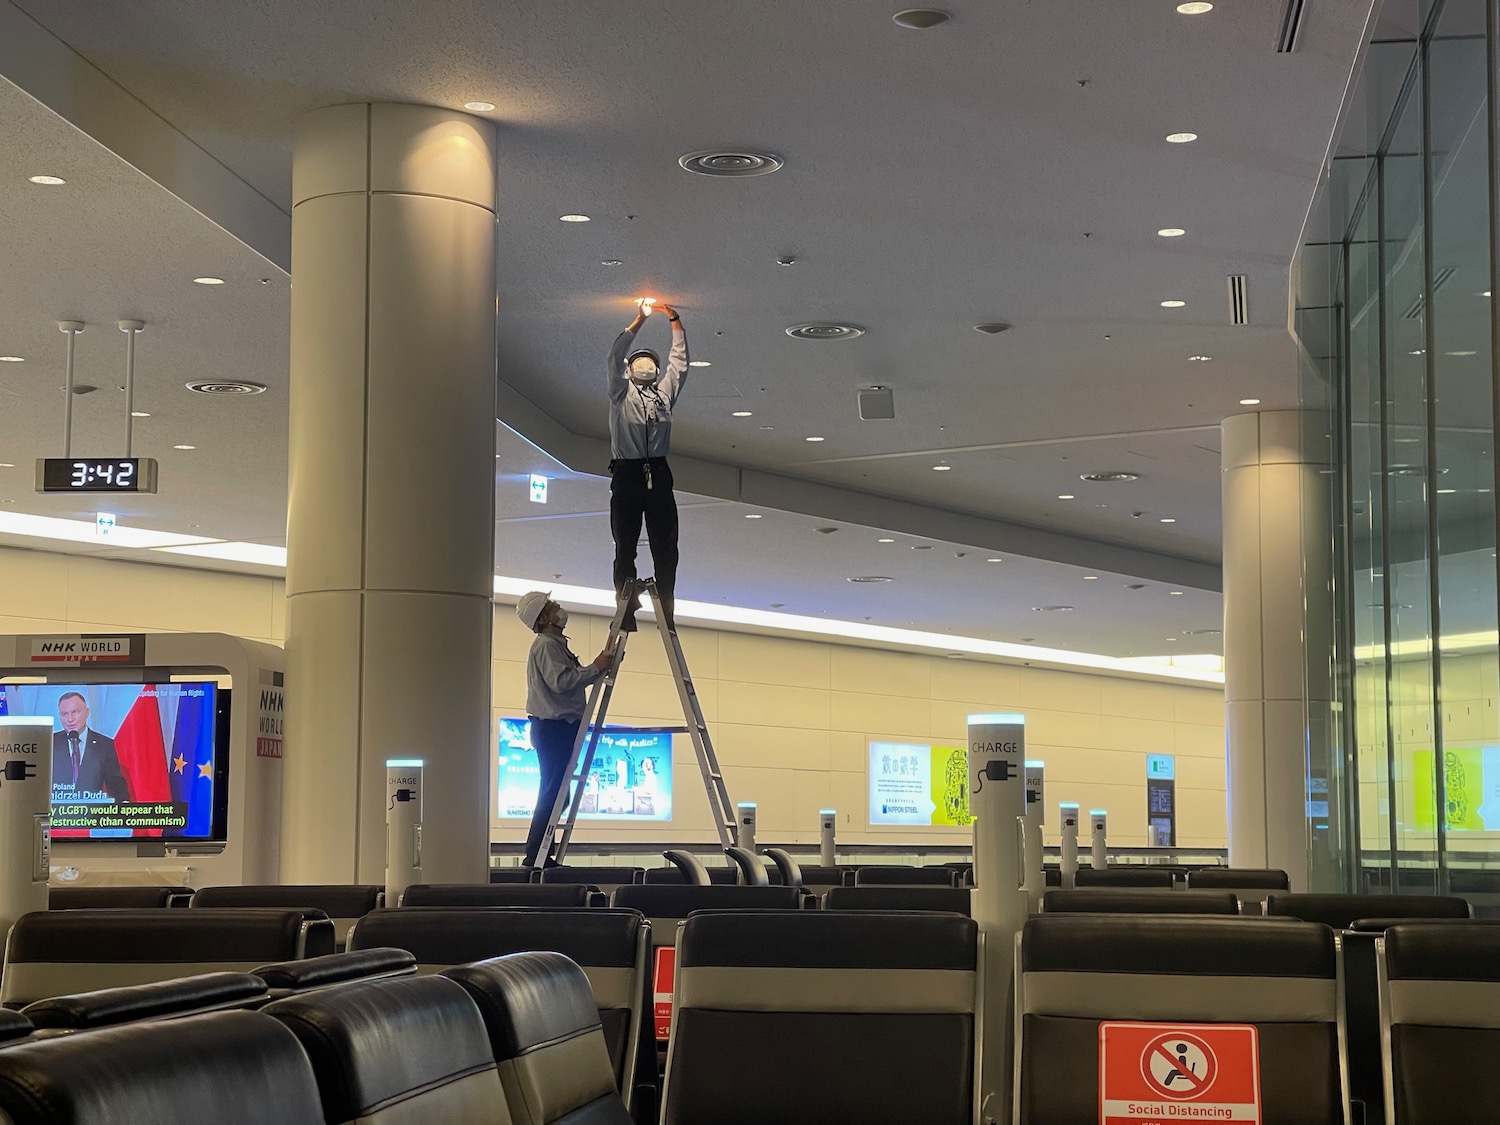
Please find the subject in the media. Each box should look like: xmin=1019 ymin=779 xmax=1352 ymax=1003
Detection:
xmin=544 ymin=578 xmax=739 ymax=863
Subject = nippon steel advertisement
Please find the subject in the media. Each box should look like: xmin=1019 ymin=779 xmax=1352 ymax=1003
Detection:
xmin=867 ymin=740 xmax=973 ymax=827
xmin=496 ymin=717 xmax=672 ymax=821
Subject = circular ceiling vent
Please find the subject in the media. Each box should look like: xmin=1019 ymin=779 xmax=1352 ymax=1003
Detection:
xmin=186 ymin=380 xmax=267 ymax=396
xmin=786 ymin=323 xmax=865 ymax=341
xmin=1033 ymin=605 xmax=1074 ymax=612
xmin=848 ymin=576 xmax=894 ymax=583
xmin=1080 ymin=471 xmax=1140 ymax=482
xmin=973 ymin=323 xmax=1011 ymax=334
xmin=893 ymin=8 xmax=951 ymax=28
xmin=679 ymin=150 xmax=783 ymax=177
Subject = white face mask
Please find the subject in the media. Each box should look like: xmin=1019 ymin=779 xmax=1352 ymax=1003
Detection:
xmin=553 ymin=607 xmax=569 ymax=628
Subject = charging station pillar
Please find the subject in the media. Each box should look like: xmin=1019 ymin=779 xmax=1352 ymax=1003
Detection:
xmin=968 ymin=713 xmax=1028 ymax=1125
xmin=1059 ymin=803 xmax=1080 ymax=889
xmin=819 ymin=809 xmax=837 ymax=866
xmin=0 ymin=716 xmax=51 ymax=936
xmin=1022 ymin=761 xmax=1045 ymax=909
xmin=736 ymin=802 xmax=757 ymax=852
xmin=1090 ymin=809 xmax=1108 ymax=871
xmin=385 ymin=760 xmax=424 ymax=905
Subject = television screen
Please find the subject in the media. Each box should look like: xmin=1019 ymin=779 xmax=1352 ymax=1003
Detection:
xmin=496 ymin=717 xmax=672 ymax=821
xmin=868 ymin=740 xmax=973 ymax=827
xmin=0 ymin=681 xmax=229 ymax=841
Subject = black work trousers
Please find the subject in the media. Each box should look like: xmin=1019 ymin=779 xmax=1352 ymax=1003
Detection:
xmin=610 ymin=457 xmax=678 ymax=612
xmin=523 ymin=716 xmax=578 ymax=867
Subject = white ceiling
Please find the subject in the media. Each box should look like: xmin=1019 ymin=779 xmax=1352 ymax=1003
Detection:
xmin=0 ymin=0 xmax=1378 ymax=658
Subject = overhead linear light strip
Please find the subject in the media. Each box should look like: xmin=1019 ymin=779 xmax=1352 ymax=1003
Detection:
xmin=0 ymin=511 xmax=1222 ymax=685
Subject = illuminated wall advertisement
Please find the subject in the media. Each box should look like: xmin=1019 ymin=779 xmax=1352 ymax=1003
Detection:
xmin=1412 ymin=747 xmax=1500 ymax=832
xmin=496 ymin=717 xmax=672 ymax=821
xmin=867 ymin=741 xmax=973 ymax=827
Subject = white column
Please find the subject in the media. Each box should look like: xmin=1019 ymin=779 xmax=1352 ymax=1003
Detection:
xmin=1221 ymin=410 xmax=1331 ymax=890
xmin=282 ymin=104 xmax=497 ymax=885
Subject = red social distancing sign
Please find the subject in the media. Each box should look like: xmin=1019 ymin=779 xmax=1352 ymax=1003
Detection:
xmin=653 ymin=945 xmax=676 ymax=1040
xmin=1099 ymin=1022 xmax=1261 ymax=1124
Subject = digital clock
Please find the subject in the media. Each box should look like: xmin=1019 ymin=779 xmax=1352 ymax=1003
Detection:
xmin=35 ymin=458 xmax=159 ymax=494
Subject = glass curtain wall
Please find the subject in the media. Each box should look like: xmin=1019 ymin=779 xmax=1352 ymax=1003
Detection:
xmin=1295 ymin=0 xmax=1499 ymax=895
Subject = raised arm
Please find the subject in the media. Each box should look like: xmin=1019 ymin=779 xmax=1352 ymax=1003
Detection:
xmin=607 ymin=305 xmax=649 ymax=403
xmin=657 ymin=307 xmax=689 ymax=405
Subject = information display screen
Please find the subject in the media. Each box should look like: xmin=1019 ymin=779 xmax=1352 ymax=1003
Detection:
xmin=495 ymin=717 xmax=673 ymax=821
xmin=0 ymin=681 xmax=228 ymax=840
xmin=1413 ymin=747 xmax=1500 ymax=831
xmin=867 ymin=741 xmax=973 ymax=827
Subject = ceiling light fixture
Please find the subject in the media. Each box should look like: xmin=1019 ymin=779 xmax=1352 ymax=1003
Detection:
xmin=0 ymin=356 xmax=23 ymax=363
xmin=892 ymin=8 xmax=951 ymax=28
xmin=1034 ymin=605 xmax=1074 ymax=612
xmin=156 ymin=540 xmax=287 ymax=566
xmin=1446 ymin=351 xmax=1477 ymax=357
xmin=688 ymin=360 xmax=711 ymax=367
xmin=192 ymin=277 xmax=225 ymax=286
xmin=679 ymin=150 xmax=784 ymax=177
xmin=601 ymin=259 xmax=623 ymax=266
xmin=130 ymin=411 xmax=150 ymax=418
xmin=1161 ymin=299 xmax=1186 ymax=308
xmin=186 ymin=380 xmax=267 ymax=396
xmin=986 ymin=557 xmax=1003 ymax=563
xmin=1437 ymin=488 xmax=1457 ymax=494
xmin=463 ymin=101 xmax=496 ymax=112
xmin=805 ymin=436 xmax=825 ymax=442
xmin=1160 ymin=517 xmax=1177 ymax=523
xmin=848 ymin=576 xmax=894 ymax=583
xmin=1177 ymin=2 xmax=1213 ymax=12
xmin=1483 ymin=291 xmax=1493 ymax=298
xmin=173 ymin=444 xmax=196 ymax=450
xmin=786 ymin=323 xmax=864 ymax=340
xmin=1157 ymin=228 xmax=1186 ymax=237
xmin=1083 ymin=575 xmax=1098 ymax=580
xmin=973 ymin=323 xmax=1011 ymax=334
xmin=558 ymin=214 xmax=590 ymax=222
xmin=1165 ymin=132 xmax=1198 ymax=144
xmin=0 ymin=463 xmax=13 ymax=468
xmin=1239 ymin=398 xmax=1261 ymax=405
xmin=933 ymin=465 xmax=952 ymax=471
xmin=1057 ymin=494 xmax=1075 ymax=500
xmin=1170 ymin=591 xmax=1184 ymax=596
xmin=877 ymin=538 xmax=895 ymax=543
xmin=1188 ymin=355 xmax=1212 ymax=362
xmin=745 ymin=514 xmax=763 ymax=519
xmin=1409 ymin=349 xmax=1426 ymax=356
xmin=731 ymin=410 xmax=753 ymax=417
xmin=27 ymin=175 xmax=66 ymax=185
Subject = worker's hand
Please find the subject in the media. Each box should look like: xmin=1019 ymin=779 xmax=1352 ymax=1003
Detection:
xmin=658 ymin=304 xmax=678 ymax=322
xmin=593 ymin=638 xmax=617 ymax=671
xmin=637 ymin=298 xmax=656 ymax=317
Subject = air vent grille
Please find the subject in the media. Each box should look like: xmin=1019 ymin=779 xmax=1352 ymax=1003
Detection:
xmin=1403 ymin=267 xmax=1456 ymax=319
xmin=1227 ymin=275 xmax=1249 ymax=326
xmin=1276 ymin=0 xmax=1307 ymax=52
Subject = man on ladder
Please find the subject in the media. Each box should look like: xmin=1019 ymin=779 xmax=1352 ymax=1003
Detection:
xmin=514 ymin=591 xmax=616 ymax=869
xmin=607 ymin=298 xmax=689 ymax=631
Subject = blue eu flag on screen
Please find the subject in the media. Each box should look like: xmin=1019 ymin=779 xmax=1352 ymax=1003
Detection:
xmin=168 ymin=688 xmax=215 ymax=837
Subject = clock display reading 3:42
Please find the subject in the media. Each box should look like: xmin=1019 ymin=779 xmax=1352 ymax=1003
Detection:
xmin=35 ymin=458 xmax=159 ymax=494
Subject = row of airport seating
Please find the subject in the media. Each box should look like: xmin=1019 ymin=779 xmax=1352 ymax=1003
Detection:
xmin=4 ymin=901 xmax=1497 ymax=1123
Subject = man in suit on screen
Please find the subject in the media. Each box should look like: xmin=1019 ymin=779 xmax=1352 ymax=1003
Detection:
xmin=52 ymin=691 xmax=130 ymax=803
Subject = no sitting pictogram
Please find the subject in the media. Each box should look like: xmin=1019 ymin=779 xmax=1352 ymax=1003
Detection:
xmin=1099 ymin=1022 xmax=1262 ymax=1124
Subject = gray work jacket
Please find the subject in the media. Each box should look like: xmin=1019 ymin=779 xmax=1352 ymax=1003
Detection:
xmin=607 ymin=322 xmax=689 ymax=459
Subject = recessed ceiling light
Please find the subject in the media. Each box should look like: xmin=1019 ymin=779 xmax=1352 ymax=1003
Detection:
xmin=463 ymin=101 xmax=496 ymax=112
xmin=805 ymin=436 xmax=825 ymax=442
xmin=1437 ymin=488 xmax=1457 ymax=494
xmin=1177 ymin=1 xmax=1213 ymax=12
xmin=878 ymin=538 xmax=895 ymax=543
xmin=745 ymin=514 xmax=762 ymax=519
xmin=1161 ymin=299 xmax=1186 ymax=308
xmin=1157 ymin=228 xmax=1186 ymax=237
xmin=192 ymin=277 xmax=225 ymax=285
xmin=679 ymin=150 xmax=784 ymax=177
xmin=601 ymin=259 xmax=623 ymax=266
xmin=130 ymin=411 xmax=150 ymax=418
xmin=1165 ymin=132 xmax=1198 ymax=144
xmin=1083 ymin=575 xmax=1098 ymax=580
xmin=1188 ymin=355 xmax=1212 ymax=362
xmin=1160 ymin=517 xmax=1176 ymax=523
xmin=1170 ymin=591 xmax=1184 ymax=596
xmin=559 ymin=214 xmax=590 ymax=222
xmin=0 ymin=356 xmax=23 ymax=363
xmin=173 ymin=444 xmax=196 ymax=450
xmin=731 ymin=410 xmax=753 ymax=417
xmin=892 ymin=8 xmax=950 ymax=28
xmin=0 ymin=463 xmax=13 ymax=468
xmin=688 ymin=360 xmax=712 ymax=367
xmin=933 ymin=465 xmax=952 ymax=471
xmin=1057 ymin=493 xmax=1075 ymax=500
xmin=1239 ymin=398 xmax=1261 ymax=405
xmin=986 ymin=557 xmax=1003 ymax=563
xmin=28 ymin=175 xmax=65 ymax=185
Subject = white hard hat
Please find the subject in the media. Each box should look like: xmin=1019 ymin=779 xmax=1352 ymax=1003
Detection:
xmin=516 ymin=590 xmax=552 ymax=631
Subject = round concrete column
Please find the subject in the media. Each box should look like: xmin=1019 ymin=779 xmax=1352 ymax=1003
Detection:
xmin=1221 ymin=410 xmax=1333 ymax=890
xmin=283 ymin=104 xmax=496 ymax=884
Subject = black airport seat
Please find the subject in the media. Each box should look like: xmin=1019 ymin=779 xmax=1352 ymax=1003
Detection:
xmin=0 ymin=1010 xmax=324 ymax=1124
xmin=610 ymin=885 xmax=802 ymax=948
xmin=1379 ymin=922 xmax=1500 ymax=1125
xmin=49 ymin=886 xmax=191 ymax=910
xmin=1042 ymin=889 xmax=1239 ymax=915
xmin=266 ymin=974 xmax=512 ymax=1124
xmin=662 ymin=910 xmax=978 ymax=1124
xmin=1186 ymin=867 xmax=1290 ymax=914
xmin=1 ymin=908 xmax=336 ymax=1008
xmin=642 ymin=865 xmax=754 ymax=885
xmin=823 ymin=886 xmax=972 ymax=916
xmin=400 ymin=883 xmax=594 ymax=908
xmin=1018 ymin=915 xmax=1344 ymax=1124
xmin=1266 ymin=892 xmax=1471 ymax=928
xmin=348 ymin=908 xmax=648 ymax=1100
xmin=446 ymin=952 xmax=632 ymax=1125
xmin=540 ymin=866 xmax=644 ymax=897
xmin=190 ymin=885 xmax=384 ymax=949
xmin=0 ymin=1010 xmax=30 ymax=1044
xmin=21 ymin=972 xmax=268 ymax=1031
xmin=797 ymin=865 xmax=852 ymax=891
xmin=252 ymin=947 xmax=416 ymax=998
xmin=490 ymin=868 xmax=541 ymax=883
xmin=853 ymin=865 xmax=955 ymax=887
xmin=1044 ymin=867 xmax=1062 ymax=887
xmin=1073 ymin=866 xmax=1177 ymax=888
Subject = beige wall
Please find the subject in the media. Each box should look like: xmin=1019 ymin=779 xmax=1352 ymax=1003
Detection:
xmin=0 ymin=546 xmax=1229 ymax=851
